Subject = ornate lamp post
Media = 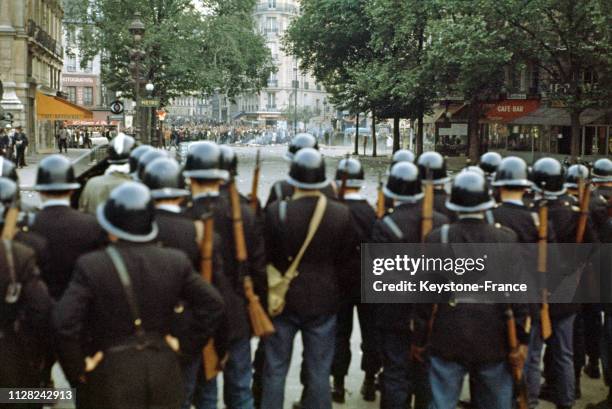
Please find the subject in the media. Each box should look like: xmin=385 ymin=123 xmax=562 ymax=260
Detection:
xmin=145 ymin=82 xmax=155 ymax=145
xmin=293 ymin=66 xmax=298 ymax=135
xmin=128 ymin=13 xmax=145 ymax=142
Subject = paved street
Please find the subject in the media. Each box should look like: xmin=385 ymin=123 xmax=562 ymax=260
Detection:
xmin=16 ymin=144 xmax=605 ymax=408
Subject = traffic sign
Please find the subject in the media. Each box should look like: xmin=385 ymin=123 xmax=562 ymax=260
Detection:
xmin=110 ymin=100 xmax=124 ymax=114
xmin=139 ymin=98 xmax=160 ymax=108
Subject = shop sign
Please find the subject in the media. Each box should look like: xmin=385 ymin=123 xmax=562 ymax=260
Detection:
xmin=486 ymin=100 xmax=540 ymax=122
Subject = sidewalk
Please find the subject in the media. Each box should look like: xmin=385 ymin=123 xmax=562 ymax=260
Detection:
xmin=17 ymin=148 xmax=88 ymax=186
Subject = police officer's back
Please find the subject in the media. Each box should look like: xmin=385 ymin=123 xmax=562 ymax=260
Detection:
xmin=417 ymin=151 xmax=455 ymax=221
xmin=31 ymin=155 xmax=106 ymax=299
xmin=53 ymin=183 xmax=224 ymax=409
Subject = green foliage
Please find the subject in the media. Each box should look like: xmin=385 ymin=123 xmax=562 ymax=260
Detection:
xmin=63 ymin=0 xmax=274 ymax=106
xmin=280 ymin=105 xmax=319 ymax=125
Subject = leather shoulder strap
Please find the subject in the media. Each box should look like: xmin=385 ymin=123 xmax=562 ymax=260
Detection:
xmin=382 ymin=216 xmax=404 ymax=240
xmin=275 ymin=182 xmax=284 ymax=202
xmin=283 ymin=195 xmax=327 ymax=280
xmin=441 ymin=224 xmax=450 ymax=244
xmin=3 ymin=239 xmax=20 ymax=304
xmin=106 ymin=246 xmax=145 ymax=336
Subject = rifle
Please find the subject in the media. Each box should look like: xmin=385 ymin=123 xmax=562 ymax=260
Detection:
xmin=1 ymin=203 xmax=19 ymax=240
xmin=505 ymin=306 xmax=529 ymax=409
xmin=575 ymin=178 xmax=591 ymax=243
xmin=250 ymin=149 xmax=261 ymax=211
xmin=421 ymin=169 xmax=434 ymax=242
xmin=338 ymin=154 xmax=350 ymax=201
xmin=376 ymin=173 xmax=385 ymax=219
xmin=537 ymin=202 xmax=552 ymax=340
xmin=199 ymin=215 xmax=222 ymax=381
xmin=229 ymin=177 xmax=275 ymax=338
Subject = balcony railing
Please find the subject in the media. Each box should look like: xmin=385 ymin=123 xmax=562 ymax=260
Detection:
xmin=267 ymin=80 xmax=279 ymax=87
xmin=255 ymin=3 xmax=299 ymax=13
xmin=27 ymin=19 xmax=63 ymax=58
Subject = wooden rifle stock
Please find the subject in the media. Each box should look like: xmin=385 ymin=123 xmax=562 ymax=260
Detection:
xmin=505 ymin=306 xmax=529 ymax=409
xmin=575 ymin=178 xmax=590 ymax=243
xmin=229 ymin=179 xmax=275 ymax=338
xmin=376 ymin=173 xmax=385 ymax=219
xmin=421 ymin=177 xmax=434 ymax=242
xmin=537 ymin=203 xmax=552 ymax=340
xmin=199 ymin=216 xmax=221 ymax=381
xmin=250 ymin=149 xmax=261 ymax=211
xmin=1 ymin=204 xmax=19 ymax=240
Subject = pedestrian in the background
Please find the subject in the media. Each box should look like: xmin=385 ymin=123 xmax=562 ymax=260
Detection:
xmin=0 ymin=127 xmax=9 ymax=158
xmin=58 ymin=126 xmax=69 ymax=153
xmin=13 ymin=125 xmax=28 ymax=168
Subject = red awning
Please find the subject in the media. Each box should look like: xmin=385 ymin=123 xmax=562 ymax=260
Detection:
xmin=63 ymin=120 xmax=119 ymax=126
xmin=486 ymin=100 xmax=540 ymax=122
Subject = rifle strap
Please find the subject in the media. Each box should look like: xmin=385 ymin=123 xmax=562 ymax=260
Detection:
xmin=485 ymin=210 xmax=495 ymax=225
xmin=383 ymin=216 xmax=403 ymax=240
xmin=3 ymin=239 xmax=20 ymax=304
xmin=441 ymin=224 xmax=450 ymax=244
xmin=106 ymin=246 xmax=145 ymax=337
xmin=279 ymin=201 xmax=288 ymax=224
xmin=275 ymin=182 xmax=284 ymax=203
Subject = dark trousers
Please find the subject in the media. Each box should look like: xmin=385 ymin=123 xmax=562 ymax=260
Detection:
xmin=379 ymin=330 xmax=430 ymax=409
xmin=331 ymin=301 xmax=381 ymax=379
xmin=16 ymin=148 xmax=26 ymax=167
xmin=58 ymin=139 xmax=68 ymax=153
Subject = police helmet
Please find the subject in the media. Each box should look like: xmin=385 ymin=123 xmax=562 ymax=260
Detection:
xmin=129 ymin=145 xmax=154 ymax=174
xmin=136 ymin=149 xmax=169 ymax=182
xmin=417 ymin=151 xmax=448 ymax=184
xmin=219 ymin=145 xmax=238 ymax=176
xmin=532 ymin=157 xmax=565 ymax=196
xmin=335 ymin=157 xmax=364 ymax=188
xmin=492 ymin=156 xmax=531 ymax=188
xmin=446 ymin=170 xmax=495 ymax=212
xmin=592 ymin=158 xmax=612 ymax=183
xmin=34 ymin=154 xmax=81 ymax=192
xmin=143 ymin=157 xmax=189 ymax=200
xmin=183 ymin=141 xmax=229 ymax=181
xmin=96 ymin=182 xmax=158 ymax=242
xmin=0 ymin=157 xmax=18 ymax=182
xmin=384 ymin=162 xmax=423 ymax=202
xmin=479 ymin=152 xmax=502 ymax=175
xmin=107 ymin=133 xmax=136 ymax=164
xmin=564 ymin=164 xmax=590 ymax=189
xmin=391 ymin=149 xmax=416 ymax=166
xmin=285 ymin=133 xmax=318 ymax=161
xmin=287 ymin=148 xmax=327 ymax=190
xmin=0 ymin=178 xmax=18 ymax=226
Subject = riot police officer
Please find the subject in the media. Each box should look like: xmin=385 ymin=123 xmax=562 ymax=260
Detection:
xmin=371 ymin=162 xmax=448 ymax=409
xmin=479 ymin=151 xmax=502 ymax=180
xmin=414 ymin=170 xmax=529 ymax=409
xmin=391 ymin=149 xmax=416 ymax=165
xmin=53 ymin=182 xmax=224 ymax=409
xmin=31 ymin=154 xmax=106 ymax=299
xmin=331 ymin=157 xmax=380 ymax=403
xmin=417 ymin=151 xmax=454 ymax=221
xmin=135 ymin=149 xmax=169 ymax=182
xmin=262 ymin=148 xmax=356 ymax=409
xmin=0 ymin=156 xmax=18 ymax=181
xmin=79 ymin=133 xmax=136 ymax=214
xmin=128 ymin=144 xmax=155 ymax=179
xmin=0 ymin=180 xmax=52 ymax=398
xmin=266 ymin=133 xmax=336 ymax=206
xmin=183 ymin=141 xmax=266 ymax=409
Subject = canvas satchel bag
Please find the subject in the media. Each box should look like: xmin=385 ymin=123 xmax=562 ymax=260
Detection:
xmin=267 ymin=194 xmax=327 ymax=317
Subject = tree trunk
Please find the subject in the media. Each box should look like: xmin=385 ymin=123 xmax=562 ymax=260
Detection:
xmin=393 ymin=115 xmax=401 ymax=153
xmin=371 ymin=109 xmax=377 ymax=157
xmin=570 ymin=110 xmax=582 ymax=159
xmin=353 ymin=112 xmax=360 ymax=155
xmin=467 ymin=102 xmax=481 ymax=163
xmin=416 ymin=105 xmax=424 ymax=156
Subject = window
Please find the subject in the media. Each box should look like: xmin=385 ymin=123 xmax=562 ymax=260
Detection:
xmin=83 ymin=87 xmax=93 ymax=106
xmin=268 ymin=0 xmax=276 ymax=8
xmin=267 ymin=73 xmax=278 ymax=87
xmin=67 ymin=54 xmax=76 ymax=72
xmin=267 ymin=92 xmax=276 ymax=109
xmin=66 ymin=86 xmax=77 ymax=103
xmin=304 ymin=82 xmax=309 ymax=90
xmin=316 ymin=83 xmax=321 ymax=91
xmin=83 ymin=57 xmax=93 ymax=73
xmin=265 ymin=17 xmax=277 ymax=35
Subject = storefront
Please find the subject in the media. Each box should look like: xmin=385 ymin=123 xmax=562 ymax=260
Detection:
xmin=36 ymin=92 xmax=93 ymax=152
xmin=485 ymin=99 xmax=540 ymax=151
xmin=423 ymin=103 xmax=467 ymax=155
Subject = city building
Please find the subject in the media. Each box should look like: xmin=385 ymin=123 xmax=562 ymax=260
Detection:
xmin=211 ymin=0 xmax=333 ymax=130
xmin=0 ymin=0 xmax=92 ymax=152
xmin=166 ymin=95 xmax=208 ymax=125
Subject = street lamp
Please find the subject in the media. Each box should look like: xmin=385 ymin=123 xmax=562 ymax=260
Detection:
xmin=293 ymin=66 xmax=298 ymax=135
xmin=129 ymin=12 xmax=145 ymax=142
xmin=323 ymin=98 xmax=328 ymax=144
xmin=145 ymin=82 xmax=155 ymax=145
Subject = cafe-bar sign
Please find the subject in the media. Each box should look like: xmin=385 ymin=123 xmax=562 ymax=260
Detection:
xmin=486 ymin=99 xmax=540 ymax=122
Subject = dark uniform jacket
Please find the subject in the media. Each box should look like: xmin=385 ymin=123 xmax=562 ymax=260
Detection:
xmin=342 ymin=195 xmax=377 ymax=302
xmin=32 ymin=204 xmax=106 ymax=299
xmin=546 ymin=198 xmax=598 ymax=318
xmin=433 ymin=188 xmax=456 ymax=222
xmin=415 ymin=219 xmax=529 ymax=366
xmin=371 ymin=201 xmax=449 ymax=333
xmin=184 ymin=194 xmax=267 ymax=342
xmin=265 ymin=179 xmax=336 ymax=208
xmin=53 ymin=242 xmax=224 ymax=385
xmin=265 ymin=194 xmax=355 ymax=317
xmin=155 ymin=208 xmax=201 ymax=269
xmin=1 ymin=240 xmax=53 ymax=387
xmin=590 ymin=186 xmax=611 ymax=239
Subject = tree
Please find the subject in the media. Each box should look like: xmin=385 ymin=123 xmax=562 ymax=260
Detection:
xmin=494 ymin=0 xmax=612 ymax=158
xmin=280 ymin=105 xmax=318 ymax=127
xmin=63 ymin=0 xmax=274 ymax=107
xmin=426 ymin=0 xmax=512 ymax=161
